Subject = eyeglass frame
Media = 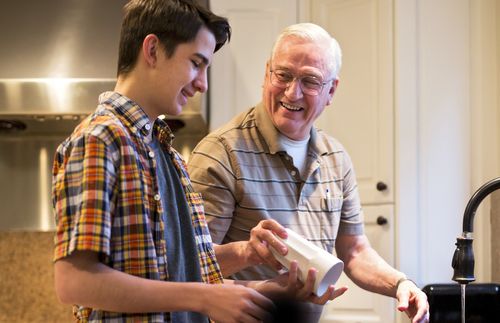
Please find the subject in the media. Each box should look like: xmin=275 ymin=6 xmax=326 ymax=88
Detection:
xmin=268 ymin=65 xmax=335 ymax=96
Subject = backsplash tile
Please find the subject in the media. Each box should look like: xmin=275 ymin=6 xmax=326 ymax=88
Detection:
xmin=0 ymin=232 xmax=72 ymax=322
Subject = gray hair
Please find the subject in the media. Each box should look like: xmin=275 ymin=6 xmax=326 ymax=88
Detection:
xmin=271 ymin=23 xmax=342 ymax=80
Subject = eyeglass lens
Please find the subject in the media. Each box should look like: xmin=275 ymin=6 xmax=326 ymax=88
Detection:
xmin=270 ymin=70 xmax=324 ymax=96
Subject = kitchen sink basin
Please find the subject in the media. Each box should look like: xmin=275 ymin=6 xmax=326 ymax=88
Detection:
xmin=423 ymin=283 xmax=500 ymax=323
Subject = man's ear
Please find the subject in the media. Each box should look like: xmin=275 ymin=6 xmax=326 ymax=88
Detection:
xmin=263 ymin=60 xmax=271 ymax=87
xmin=142 ymin=34 xmax=161 ymax=67
xmin=326 ymin=79 xmax=339 ymax=106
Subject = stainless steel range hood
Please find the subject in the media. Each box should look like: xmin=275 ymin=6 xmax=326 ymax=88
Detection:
xmin=0 ymin=79 xmax=207 ymax=231
xmin=0 ymin=0 xmax=208 ymax=125
xmin=0 ymin=78 xmax=208 ymax=135
xmin=0 ymin=0 xmax=210 ymax=145
xmin=0 ymin=0 xmax=209 ymax=231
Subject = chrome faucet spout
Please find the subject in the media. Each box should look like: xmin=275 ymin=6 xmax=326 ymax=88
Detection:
xmin=452 ymin=177 xmax=500 ymax=284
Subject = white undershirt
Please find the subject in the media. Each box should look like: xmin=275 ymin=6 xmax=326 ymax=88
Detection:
xmin=280 ymin=134 xmax=310 ymax=175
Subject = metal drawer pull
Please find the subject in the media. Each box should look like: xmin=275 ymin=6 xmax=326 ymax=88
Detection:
xmin=366 ymin=215 xmax=389 ymax=226
xmin=376 ymin=181 xmax=388 ymax=191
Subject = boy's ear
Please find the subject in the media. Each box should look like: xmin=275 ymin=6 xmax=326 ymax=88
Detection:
xmin=142 ymin=34 xmax=160 ymax=67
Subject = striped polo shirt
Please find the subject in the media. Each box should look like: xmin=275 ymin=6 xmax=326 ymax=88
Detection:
xmin=188 ymin=102 xmax=364 ymax=282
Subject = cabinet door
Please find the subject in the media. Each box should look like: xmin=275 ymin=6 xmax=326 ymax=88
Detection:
xmin=311 ymin=0 xmax=394 ymax=205
xmin=320 ymin=204 xmax=395 ymax=323
xmin=209 ymin=0 xmax=298 ymax=131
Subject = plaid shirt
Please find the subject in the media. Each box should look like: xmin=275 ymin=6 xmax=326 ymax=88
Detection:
xmin=52 ymin=92 xmax=223 ymax=322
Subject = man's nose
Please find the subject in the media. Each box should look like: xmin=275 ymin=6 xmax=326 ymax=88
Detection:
xmin=284 ymin=79 xmax=304 ymax=100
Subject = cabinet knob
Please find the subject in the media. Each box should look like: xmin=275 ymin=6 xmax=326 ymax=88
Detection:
xmin=376 ymin=215 xmax=388 ymax=226
xmin=376 ymin=181 xmax=388 ymax=191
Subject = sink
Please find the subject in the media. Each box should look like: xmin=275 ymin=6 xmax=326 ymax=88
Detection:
xmin=423 ymin=283 xmax=500 ymax=323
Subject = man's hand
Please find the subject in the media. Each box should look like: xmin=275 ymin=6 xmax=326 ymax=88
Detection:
xmin=213 ymin=220 xmax=289 ymax=276
xmin=287 ymin=261 xmax=348 ymax=305
xmin=244 ymin=219 xmax=288 ymax=270
xmin=202 ymin=283 xmax=275 ymax=323
xmin=396 ymin=280 xmax=430 ymax=323
xmin=254 ymin=261 xmax=348 ymax=305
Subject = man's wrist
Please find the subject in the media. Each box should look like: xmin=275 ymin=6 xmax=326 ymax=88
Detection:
xmin=396 ymin=277 xmax=417 ymax=291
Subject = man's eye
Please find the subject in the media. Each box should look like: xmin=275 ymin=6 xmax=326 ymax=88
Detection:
xmin=302 ymin=77 xmax=322 ymax=87
xmin=276 ymin=72 xmax=292 ymax=81
xmin=191 ymin=60 xmax=201 ymax=68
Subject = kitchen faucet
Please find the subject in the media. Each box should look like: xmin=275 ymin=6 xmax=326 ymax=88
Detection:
xmin=452 ymin=177 xmax=500 ymax=284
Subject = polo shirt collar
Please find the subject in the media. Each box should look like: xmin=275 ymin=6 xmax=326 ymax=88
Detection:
xmin=254 ymin=102 xmax=282 ymax=154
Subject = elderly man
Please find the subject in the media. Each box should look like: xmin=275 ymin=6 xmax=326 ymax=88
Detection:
xmin=188 ymin=23 xmax=430 ymax=323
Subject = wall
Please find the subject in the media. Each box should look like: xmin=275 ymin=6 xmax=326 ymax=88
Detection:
xmin=0 ymin=232 xmax=72 ymax=322
xmin=493 ymin=0 xmax=500 ymax=283
xmin=493 ymin=192 xmax=500 ymax=282
xmin=469 ymin=0 xmax=500 ymax=282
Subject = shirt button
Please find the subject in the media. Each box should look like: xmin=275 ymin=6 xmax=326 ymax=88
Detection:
xmin=154 ymin=194 xmax=161 ymax=201
xmin=145 ymin=123 xmax=151 ymax=131
xmin=291 ymin=170 xmax=297 ymax=176
xmin=149 ymin=151 xmax=155 ymax=158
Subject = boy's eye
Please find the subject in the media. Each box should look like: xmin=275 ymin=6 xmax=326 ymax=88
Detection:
xmin=191 ymin=60 xmax=201 ymax=68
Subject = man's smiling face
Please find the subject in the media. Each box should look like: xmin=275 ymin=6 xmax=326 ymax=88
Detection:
xmin=262 ymin=36 xmax=338 ymax=140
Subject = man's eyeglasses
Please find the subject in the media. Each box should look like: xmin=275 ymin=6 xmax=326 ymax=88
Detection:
xmin=269 ymin=68 xmax=333 ymax=96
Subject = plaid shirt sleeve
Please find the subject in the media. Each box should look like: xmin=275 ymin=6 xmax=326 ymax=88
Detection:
xmin=52 ymin=124 xmax=116 ymax=260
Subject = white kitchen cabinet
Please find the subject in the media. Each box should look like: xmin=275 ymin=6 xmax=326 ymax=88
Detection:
xmin=312 ymin=0 xmax=394 ymax=206
xmin=209 ymin=0 xmax=298 ymax=131
xmin=320 ymin=204 xmax=396 ymax=323
xmin=311 ymin=1 xmax=396 ymax=322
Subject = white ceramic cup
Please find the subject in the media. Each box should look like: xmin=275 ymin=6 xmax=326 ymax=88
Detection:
xmin=270 ymin=228 xmax=344 ymax=295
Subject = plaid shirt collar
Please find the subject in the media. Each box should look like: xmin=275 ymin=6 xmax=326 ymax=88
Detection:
xmin=98 ymin=91 xmax=175 ymax=150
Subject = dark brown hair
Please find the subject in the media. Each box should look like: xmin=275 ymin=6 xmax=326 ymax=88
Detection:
xmin=117 ymin=0 xmax=230 ymax=76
